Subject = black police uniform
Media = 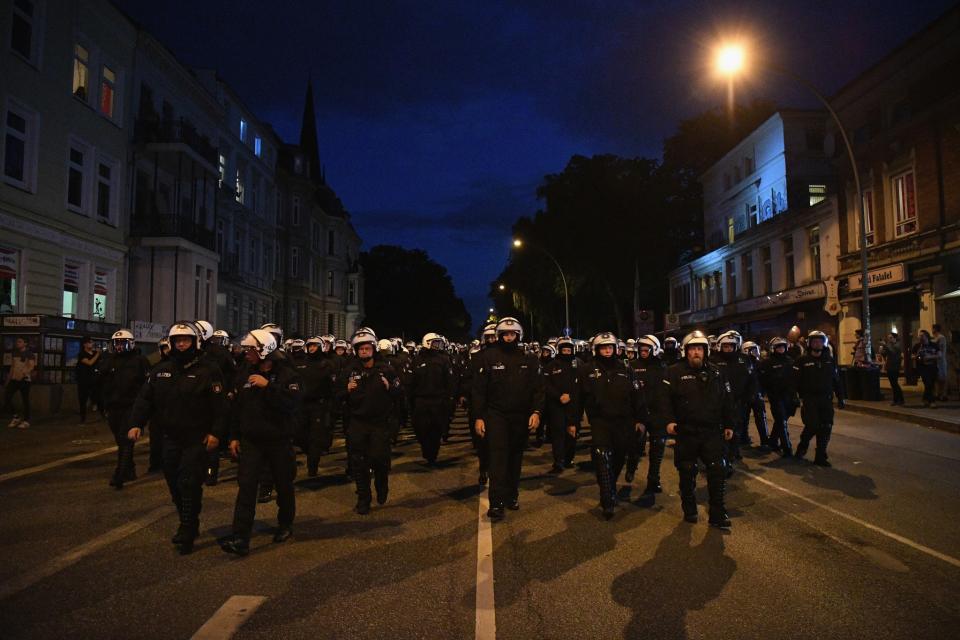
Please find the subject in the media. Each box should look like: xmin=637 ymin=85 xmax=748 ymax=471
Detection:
xmin=99 ymin=347 xmax=151 ymax=487
xmin=472 ymin=340 xmax=544 ymax=513
xmin=129 ymin=349 xmax=225 ymax=552
xmin=294 ymin=350 xmax=337 ymax=475
xmin=581 ymin=353 xmax=646 ymax=514
xmin=227 ymin=353 xmax=300 ymax=546
xmin=543 ymin=351 xmax=580 ymax=472
xmin=793 ymin=349 xmax=838 ymax=465
xmin=338 ymin=357 xmax=403 ymax=513
xmin=743 ymin=352 xmax=770 ymax=448
xmin=659 ymin=358 xmax=736 ymax=526
xmin=461 ymin=350 xmax=490 ymax=484
xmin=409 ymin=348 xmax=456 ymax=464
xmin=201 ymin=342 xmax=237 ymax=485
xmin=758 ymin=351 xmax=795 ymax=455
xmin=712 ymin=349 xmax=756 ymax=464
xmin=627 ymin=354 xmax=667 ymax=497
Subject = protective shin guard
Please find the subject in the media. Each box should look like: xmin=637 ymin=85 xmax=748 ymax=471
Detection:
xmin=706 ymin=462 xmax=730 ymax=528
xmin=592 ymin=448 xmax=617 ymax=510
xmin=678 ymin=461 xmax=698 ymax=520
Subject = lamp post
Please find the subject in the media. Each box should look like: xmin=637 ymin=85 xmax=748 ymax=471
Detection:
xmin=512 ymin=238 xmax=571 ymax=335
xmin=714 ymin=44 xmax=872 ymax=360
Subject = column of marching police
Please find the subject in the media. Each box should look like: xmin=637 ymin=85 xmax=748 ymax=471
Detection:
xmin=89 ymin=317 xmax=839 ymax=555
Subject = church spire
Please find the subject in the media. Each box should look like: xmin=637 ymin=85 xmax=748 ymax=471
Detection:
xmin=299 ymin=78 xmax=323 ymax=184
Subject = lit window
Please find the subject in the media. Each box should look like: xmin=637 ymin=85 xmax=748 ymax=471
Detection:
xmin=892 ymin=171 xmax=917 ymax=237
xmin=72 ymin=44 xmax=89 ymax=101
xmin=218 ymin=153 xmax=226 ymax=187
xmin=727 ymin=217 xmax=735 ymax=245
xmin=808 ymin=225 xmax=821 ymax=281
xmin=858 ymin=190 xmax=876 ymax=247
xmin=239 ymin=118 xmax=247 ymax=142
xmin=254 ymin=136 xmax=262 ymax=157
xmin=63 ymin=261 xmax=82 ymax=317
xmin=235 ymin=167 xmax=244 ymax=203
xmin=0 ymin=245 xmax=20 ymax=312
xmin=92 ymin=268 xmax=108 ymax=321
xmin=808 ymin=184 xmax=826 ymax=206
xmin=100 ymin=65 xmax=116 ymax=118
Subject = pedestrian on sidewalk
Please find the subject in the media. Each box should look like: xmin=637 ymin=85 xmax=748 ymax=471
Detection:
xmin=932 ymin=324 xmax=949 ymax=401
xmin=913 ymin=330 xmax=939 ymax=408
xmin=76 ymin=337 xmax=101 ymax=423
xmin=880 ymin=333 xmax=904 ymax=406
xmin=4 ymin=336 xmax=36 ymax=429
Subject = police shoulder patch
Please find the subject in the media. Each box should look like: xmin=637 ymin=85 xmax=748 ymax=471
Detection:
xmin=157 ymin=372 xmax=172 ymax=378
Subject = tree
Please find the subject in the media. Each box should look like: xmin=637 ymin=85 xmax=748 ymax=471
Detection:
xmin=359 ymin=245 xmax=472 ymax=342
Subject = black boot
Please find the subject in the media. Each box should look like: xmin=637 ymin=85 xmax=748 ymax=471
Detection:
xmin=624 ymin=453 xmax=638 ymax=484
xmin=814 ymin=424 xmax=832 ymax=467
xmin=592 ymin=448 xmax=617 ymax=520
xmin=374 ymin=467 xmax=389 ymax=505
xmin=678 ymin=461 xmax=698 ymax=523
xmin=646 ymin=437 xmax=665 ymax=494
xmin=353 ymin=455 xmax=372 ymax=515
xmin=778 ymin=420 xmax=793 ymax=457
xmin=795 ymin=438 xmax=810 ymax=461
xmin=220 ymin=535 xmax=250 ymax=556
xmin=478 ymin=470 xmax=488 ymax=486
xmin=706 ymin=462 xmax=731 ymax=529
xmin=754 ymin=401 xmax=771 ymax=450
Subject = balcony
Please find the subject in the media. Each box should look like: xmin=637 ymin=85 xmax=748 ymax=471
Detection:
xmin=130 ymin=213 xmax=216 ymax=252
xmin=135 ymin=117 xmax=218 ymax=171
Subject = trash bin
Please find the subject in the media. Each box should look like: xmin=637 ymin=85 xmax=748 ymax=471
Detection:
xmin=859 ymin=366 xmax=882 ymax=401
xmin=843 ymin=366 xmax=862 ymax=400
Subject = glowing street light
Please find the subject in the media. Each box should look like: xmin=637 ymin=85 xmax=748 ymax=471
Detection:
xmin=512 ymin=239 xmax=523 ymax=248
xmin=511 ymin=237 xmax=570 ymax=335
xmin=708 ymin=42 xmax=873 ymax=360
xmin=498 ymin=283 xmax=506 ymax=291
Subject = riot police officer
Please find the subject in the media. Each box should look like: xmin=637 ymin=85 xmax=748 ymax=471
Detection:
xmin=295 ymin=336 xmax=337 ymax=476
xmin=99 ymin=329 xmax=151 ymax=489
xmin=629 ymin=335 xmax=667 ymax=504
xmin=741 ymin=341 xmax=771 ymax=450
xmin=472 ymin=317 xmax=544 ymax=521
xmin=661 ymin=336 xmax=680 ymax=366
xmin=794 ymin=330 xmax=838 ymax=466
xmin=581 ymin=332 xmax=646 ymax=519
xmin=220 ymin=329 xmax=301 ymax=556
xmin=128 ymin=323 xmax=226 ymax=554
xmin=409 ymin=332 xmax=456 ymax=466
xmin=543 ymin=336 xmax=580 ymax=475
xmin=660 ymin=330 xmax=736 ymax=529
xmin=339 ymin=329 xmax=403 ymax=514
xmin=712 ymin=331 xmax=756 ymax=468
xmin=196 ymin=321 xmax=236 ymax=487
xmin=759 ymin=337 xmax=795 ymax=456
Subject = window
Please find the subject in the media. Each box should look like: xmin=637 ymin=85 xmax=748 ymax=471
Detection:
xmin=294 ymin=155 xmax=304 ymax=175
xmin=67 ymin=144 xmax=87 ymax=212
xmin=783 ymin=237 xmax=795 ymax=289
xmin=808 ymin=184 xmax=826 ymax=207
xmin=92 ymin=268 xmax=108 ymax=321
xmin=4 ymin=103 xmax=38 ymax=190
xmin=327 ymin=313 xmax=335 ymax=333
xmin=230 ymin=294 xmax=239 ymax=330
xmin=239 ymin=118 xmax=247 ymax=142
xmin=250 ymin=173 xmax=259 ymax=213
xmin=235 ymin=166 xmax=244 ymax=204
xmin=858 ymin=189 xmax=876 ymax=247
xmin=311 ymin=221 xmax=320 ymax=252
xmin=263 ymin=244 xmax=271 ymax=279
xmin=0 ymin=246 xmax=20 ymax=312
xmin=742 ymin=253 xmax=753 ymax=298
xmin=725 ymin=260 xmax=736 ymax=303
xmin=218 ymin=153 xmax=226 ymax=187
xmin=327 ymin=229 xmax=336 ymax=255
xmin=99 ymin=65 xmax=116 ymax=118
xmin=892 ymin=171 xmax=917 ymax=236
xmin=96 ymin=158 xmax=117 ymax=222
xmin=205 ymin=269 xmax=212 ymax=319
xmin=247 ymin=300 xmax=255 ymax=329
xmin=760 ymin=246 xmax=772 ymax=294
xmin=216 ymin=219 xmax=224 ymax=255
xmin=275 ymin=191 xmax=282 ymax=223
xmin=10 ymin=0 xmax=41 ymax=63
xmin=254 ymin=136 xmax=262 ymax=157
xmin=744 ymin=157 xmax=754 ymax=174
xmin=348 ymin=280 xmax=357 ymax=305
xmin=727 ymin=217 xmax=735 ymax=245
xmin=290 ymin=247 xmax=299 ymax=278
xmin=311 ymin=310 xmax=320 ymax=336
xmin=292 ymin=196 xmax=301 ymax=226
xmin=72 ymin=44 xmax=90 ymax=101
xmin=63 ymin=261 xmax=82 ymax=318
xmin=808 ymin=225 xmax=822 ymax=281
xmin=327 ymin=270 xmax=335 ymax=296
xmin=194 ymin=265 xmax=201 ymax=317
xmin=747 ymin=203 xmax=758 ymax=228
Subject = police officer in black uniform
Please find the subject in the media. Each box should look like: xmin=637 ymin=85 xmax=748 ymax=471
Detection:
xmin=220 ymin=329 xmax=300 ymax=556
xmin=793 ymin=330 xmax=838 ymax=466
xmin=660 ymin=330 xmax=736 ymax=529
xmin=712 ymin=331 xmax=756 ymax=470
xmin=100 ymin=329 xmax=151 ymax=489
xmin=472 ymin=317 xmax=544 ymax=521
xmin=741 ymin=341 xmax=771 ymax=450
xmin=409 ymin=332 xmax=456 ymax=466
xmin=339 ymin=328 xmax=403 ymax=514
xmin=128 ymin=322 xmax=226 ymax=554
xmin=628 ymin=335 xmax=667 ymax=505
xmin=197 ymin=324 xmax=237 ymax=486
xmin=543 ymin=336 xmax=580 ymax=475
xmin=661 ymin=336 xmax=680 ymax=366
xmin=759 ymin=337 xmax=795 ymax=456
xmin=581 ymin=332 xmax=646 ymax=520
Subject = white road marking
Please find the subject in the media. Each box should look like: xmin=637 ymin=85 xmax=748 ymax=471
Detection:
xmin=743 ymin=470 xmax=960 ymax=569
xmin=191 ymin=595 xmax=268 ymax=640
xmin=0 ymin=438 xmax=150 ymax=484
xmin=476 ymin=492 xmax=496 ymax=640
xmin=0 ymin=504 xmax=170 ymax=600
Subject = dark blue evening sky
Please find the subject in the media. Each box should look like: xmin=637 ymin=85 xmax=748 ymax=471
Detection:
xmin=116 ymin=0 xmax=954 ymax=330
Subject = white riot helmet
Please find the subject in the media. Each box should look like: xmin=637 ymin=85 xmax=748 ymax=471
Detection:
xmin=334 ymin=339 xmax=349 ymax=353
xmin=540 ymin=344 xmax=557 ymax=359
xmin=742 ymin=341 xmax=760 ymax=358
xmin=422 ymin=332 xmax=444 ymax=350
xmin=807 ymin=330 xmax=829 ymax=347
xmin=290 ymin=339 xmax=305 ymax=352
xmin=682 ymin=330 xmax=710 ymax=352
xmin=112 ymin=329 xmax=135 ymax=353
xmin=306 ymin=336 xmax=323 ymax=352
xmin=495 ymin=317 xmax=523 ymax=341
xmin=637 ymin=335 xmax=660 ymax=356
xmin=769 ymin=337 xmax=789 ymax=351
xmin=718 ymin=330 xmax=742 ymax=349
xmin=664 ymin=336 xmax=678 ymax=349
xmin=193 ymin=320 xmax=214 ymax=343
xmin=320 ymin=334 xmax=335 ymax=352
xmin=556 ymin=336 xmax=575 ymax=354
xmin=240 ymin=329 xmax=277 ymax=360
xmin=260 ymin=323 xmax=284 ymax=344
xmin=378 ymin=338 xmax=394 ymax=354
xmin=351 ymin=328 xmax=378 ymax=354
xmin=211 ymin=329 xmax=230 ymax=347
xmin=481 ymin=322 xmax=497 ymax=342
xmin=593 ymin=332 xmax=618 ymax=354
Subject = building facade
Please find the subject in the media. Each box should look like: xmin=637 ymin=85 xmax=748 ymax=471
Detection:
xmin=830 ymin=5 xmax=960 ymax=370
xmin=669 ymin=111 xmax=841 ymax=344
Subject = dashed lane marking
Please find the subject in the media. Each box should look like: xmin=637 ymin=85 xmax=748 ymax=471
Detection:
xmin=0 ymin=438 xmax=150 ymax=484
xmin=0 ymin=504 xmax=170 ymax=600
xmin=476 ymin=492 xmax=496 ymax=640
xmin=191 ymin=595 xmax=268 ymax=640
xmin=742 ymin=470 xmax=960 ymax=569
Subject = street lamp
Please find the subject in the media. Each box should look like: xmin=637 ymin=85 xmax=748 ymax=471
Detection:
xmin=511 ymin=237 xmax=570 ymax=335
xmin=498 ymin=283 xmax=506 ymax=291
xmin=714 ymin=44 xmax=873 ymax=360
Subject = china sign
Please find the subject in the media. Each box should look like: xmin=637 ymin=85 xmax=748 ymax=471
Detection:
xmin=847 ymin=263 xmax=906 ymax=291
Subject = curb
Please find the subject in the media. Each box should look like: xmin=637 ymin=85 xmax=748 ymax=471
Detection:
xmin=840 ymin=402 xmax=960 ymax=435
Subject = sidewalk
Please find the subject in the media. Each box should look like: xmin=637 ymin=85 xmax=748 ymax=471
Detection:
xmin=842 ymin=379 xmax=960 ymax=434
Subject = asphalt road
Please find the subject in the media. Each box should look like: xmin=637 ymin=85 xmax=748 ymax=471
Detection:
xmin=1 ymin=406 xmax=959 ymax=639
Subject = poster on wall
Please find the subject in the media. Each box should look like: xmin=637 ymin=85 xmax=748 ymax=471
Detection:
xmin=2 ymin=334 xmax=41 ymax=369
xmin=64 ymin=339 xmax=81 ymax=368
